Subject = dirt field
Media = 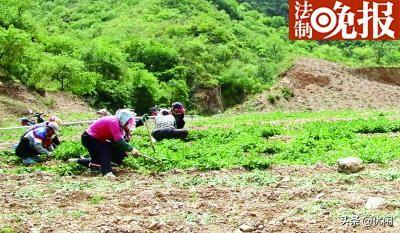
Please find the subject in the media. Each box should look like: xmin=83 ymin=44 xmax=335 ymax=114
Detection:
xmin=239 ymin=58 xmax=400 ymax=112
xmin=1 ymin=162 xmax=399 ymax=232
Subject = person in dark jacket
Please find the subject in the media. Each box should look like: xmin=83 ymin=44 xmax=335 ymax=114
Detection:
xmin=152 ymin=109 xmax=188 ymax=141
xmin=171 ymin=102 xmax=186 ymax=129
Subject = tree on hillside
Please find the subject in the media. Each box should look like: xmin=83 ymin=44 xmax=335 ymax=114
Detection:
xmin=212 ymin=0 xmax=242 ymax=20
xmin=0 ymin=27 xmax=31 ymax=81
xmin=30 ymin=55 xmax=98 ymax=95
xmin=353 ymin=47 xmax=374 ymax=66
xmin=81 ymin=42 xmax=127 ymax=80
xmin=238 ymin=0 xmax=288 ymax=18
xmin=0 ymin=0 xmax=33 ymax=29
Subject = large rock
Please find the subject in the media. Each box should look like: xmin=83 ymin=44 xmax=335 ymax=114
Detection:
xmin=193 ymin=87 xmax=224 ymax=115
xmin=238 ymin=224 xmax=256 ymax=232
xmin=337 ymin=157 xmax=364 ymax=174
xmin=365 ymin=197 xmax=385 ymax=210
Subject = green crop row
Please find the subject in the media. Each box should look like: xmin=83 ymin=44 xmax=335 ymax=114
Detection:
xmin=2 ymin=112 xmax=400 ymax=175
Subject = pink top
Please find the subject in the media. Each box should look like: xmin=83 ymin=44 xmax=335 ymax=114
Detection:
xmin=86 ymin=116 xmax=123 ymax=143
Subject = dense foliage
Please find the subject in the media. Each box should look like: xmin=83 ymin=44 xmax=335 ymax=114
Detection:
xmin=1 ymin=0 xmax=399 ymax=114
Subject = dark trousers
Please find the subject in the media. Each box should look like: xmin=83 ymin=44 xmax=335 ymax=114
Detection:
xmin=15 ymin=138 xmax=39 ymax=159
xmin=152 ymin=128 xmax=188 ymax=141
xmin=52 ymin=136 xmax=61 ymax=148
xmin=80 ymin=132 xmax=126 ymax=175
xmin=175 ymin=115 xmax=185 ymax=129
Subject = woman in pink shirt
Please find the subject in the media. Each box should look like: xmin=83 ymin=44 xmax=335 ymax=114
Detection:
xmin=77 ymin=109 xmax=140 ymax=177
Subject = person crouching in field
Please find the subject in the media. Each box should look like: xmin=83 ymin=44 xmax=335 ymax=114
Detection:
xmin=152 ymin=109 xmax=188 ymax=141
xmin=15 ymin=122 xmax=60 ymax=165
xmin=30 ymin=116 xmax=63 ymax=148
xmin=96 ymin=109 xmax=112 ymax=118
xmin=75 ymin=109 xmax=141 ymax=178
xmin=171 ymin=102 xmax=186 ymax=129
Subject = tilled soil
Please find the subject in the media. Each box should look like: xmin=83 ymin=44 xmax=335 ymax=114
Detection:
xmin=1 ymin=163 xmax=400 ymax=232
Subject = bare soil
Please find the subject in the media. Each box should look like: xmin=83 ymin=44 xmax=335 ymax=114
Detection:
xmin=0 ymin=82 xmax=93 ymax=125
xmin=238 ymin=58 xmax=400 ymax=112
xmin=1 ymin=163 xmax=399 ymax=232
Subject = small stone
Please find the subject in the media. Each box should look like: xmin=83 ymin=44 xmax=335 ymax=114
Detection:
xmin=365 ymin=197 xmax=385 ymax=210
xmin=281 ymin=177 xmax=291 ymax=182
xmin=315 ymin=192 xmax=326 ymax=200
xmin=239 ymin=224 xmax=255 ymax=232
xmin=337 ymin=157 xmax=364 ymax=174
xmin=148 ymin=222 xmax=161 ymax=230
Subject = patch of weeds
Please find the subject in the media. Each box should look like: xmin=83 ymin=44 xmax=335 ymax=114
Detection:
xmin=40 ymin=208 xmax=64 ymax=219
xmin=168 ymin=170 xmax=277 ymax=188
xmin=189 ymin=191 xmax=199 ymax=203
xmin=316 ymin=199 xmax=344 ymax=208
xmin=0 ymin=227 xmax=16 ymax=233
xmin=281 ymin=87 xmax=295 ymax=100
xmin=294 ymin=202 xmax=322 ymax=217
xmin=365 ymin=168 xmax=400 ymax=181
xmin=242 ymin=158 xmax=270 ymax=170
xmin=267 ymin=94 xmax=277 ymax=104
xmin=241 ymin=170 xmax=277 ymax=186
xmin=55 ymin=163 xmax=86 ymax=176
xmin=70 ymin=210 xmax=86 ymax=219
xmin=45 ymin=98 xmax=56 ymax=108
xmin=16 ymin=188 xmax=45 ymax=200
xmin=51 ymin=179 xmax=93 ymax=192
xmin=185 ymin=212 xmax=199 ymax=223
xmin=295 ymin=178 xmax=317 ymax=190
xmin=261 ymin=126 xmax=282 ymax=138
xmin=202 ymin=213 xmax=217 ymax=224
xmin=53 ymin=142 xmax=86 ymax=161
xmin=89 ymin=195 xmax=104 ymax=205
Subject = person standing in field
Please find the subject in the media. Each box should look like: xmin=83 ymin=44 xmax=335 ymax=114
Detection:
xmin=74 ymin=109 xmax=142 ymax=178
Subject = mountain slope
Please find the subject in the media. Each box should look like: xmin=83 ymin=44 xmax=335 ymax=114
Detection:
xmin=237 ymin=58 xmax=400 ymax=112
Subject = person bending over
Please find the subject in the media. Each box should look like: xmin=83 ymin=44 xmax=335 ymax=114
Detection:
xmin=15 ymin=122 xmax=60 ymax=165
xmin=76 ymin=109 xmax=141 ymax=178
xmin=152 ymin=109 xmax=188 ymax=142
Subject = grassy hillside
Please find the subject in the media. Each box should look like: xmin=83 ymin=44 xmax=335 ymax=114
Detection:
xmin=1 ymin=0 xmax=400 ymax=114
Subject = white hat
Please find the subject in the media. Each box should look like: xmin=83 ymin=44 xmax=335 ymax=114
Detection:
xmin=47 ymin=122 xmax=60 ymax=135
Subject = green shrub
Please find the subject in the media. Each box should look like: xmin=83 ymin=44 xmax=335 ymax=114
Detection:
xmin=267 ymin=94 xmax=277 ymax=104
xmin=281 ymin=87 xmax=294 ymax=100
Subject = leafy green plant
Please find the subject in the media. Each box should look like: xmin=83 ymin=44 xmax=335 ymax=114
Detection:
xmin=261 ymin=126 xmax=282 ymax=138
xmin=53 ymin=142 xmax=86 ymax=161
